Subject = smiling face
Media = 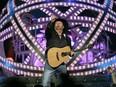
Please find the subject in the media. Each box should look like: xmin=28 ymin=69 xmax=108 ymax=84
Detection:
xmin=54 ymin=21 xmax=64 ymax=34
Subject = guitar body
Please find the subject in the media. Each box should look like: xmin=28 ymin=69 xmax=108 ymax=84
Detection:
xmin=47 ymin=46 xmax=71 ymax=68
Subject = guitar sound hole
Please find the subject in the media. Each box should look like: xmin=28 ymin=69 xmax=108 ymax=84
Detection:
xmin=61 ymin=52 xmax=67 ymax=57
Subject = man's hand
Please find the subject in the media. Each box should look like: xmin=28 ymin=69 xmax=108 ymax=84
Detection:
xmin=70 ymin=51 xmax=75 ymax=57
xmin=51 ymin=15 xmax=56 ymax=22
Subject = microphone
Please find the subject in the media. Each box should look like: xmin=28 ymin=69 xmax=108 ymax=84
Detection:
xmin=68 ymin=24 xmax=82 ymax=29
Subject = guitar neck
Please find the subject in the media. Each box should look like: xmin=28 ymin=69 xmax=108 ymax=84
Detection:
xmin=62 ymin=46 xmax=89 ymax=57
xmin=73 ymin=46 xmax=88 ymax=53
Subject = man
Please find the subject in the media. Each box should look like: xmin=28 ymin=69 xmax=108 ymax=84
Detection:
xmin=42 ymin=16 xmax=74 ymax=87
xmin=107 ymin=66 xmax=116 ymax=87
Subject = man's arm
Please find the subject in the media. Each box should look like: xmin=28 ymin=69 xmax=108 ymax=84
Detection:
xmin=45 ymin=16 xmax=56 ymax=40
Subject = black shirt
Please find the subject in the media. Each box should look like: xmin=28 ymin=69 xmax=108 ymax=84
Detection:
xmin=45 ymin=21 xmax=72 ymax=57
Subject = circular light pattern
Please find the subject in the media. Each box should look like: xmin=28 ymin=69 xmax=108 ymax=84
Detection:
xmin=0 ymin=0 xmax=116 ymax=77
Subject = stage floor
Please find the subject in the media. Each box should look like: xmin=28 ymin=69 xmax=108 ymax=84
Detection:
xmin=0 ymin=74 xmax=112 ymax=87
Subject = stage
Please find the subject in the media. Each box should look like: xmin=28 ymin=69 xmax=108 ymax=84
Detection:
xmin=0 ymin=0 xmax=116 ymax=87
xmin=0 ymin=74 xmax=112 ymax=87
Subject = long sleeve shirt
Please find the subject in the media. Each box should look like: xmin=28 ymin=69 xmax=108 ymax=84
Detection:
xmin=45 ymin=21 xmax=72 ymax=57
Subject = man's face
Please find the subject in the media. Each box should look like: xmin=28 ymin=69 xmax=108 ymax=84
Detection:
xmin=54 ymin=21 xmax=64 ymax=31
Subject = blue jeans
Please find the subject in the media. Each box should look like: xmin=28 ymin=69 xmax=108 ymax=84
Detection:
xmin=42 ymin=60 xmax=67 ymax=87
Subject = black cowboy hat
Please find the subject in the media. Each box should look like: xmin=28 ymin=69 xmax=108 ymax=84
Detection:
xmin=53 ymin=18 xmax=69 ymax=33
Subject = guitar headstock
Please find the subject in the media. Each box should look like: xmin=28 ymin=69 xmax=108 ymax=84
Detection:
xmin=87 ymin=44 xmax=94 ymax=49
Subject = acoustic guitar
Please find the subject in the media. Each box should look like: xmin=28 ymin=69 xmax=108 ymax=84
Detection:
xmin=47 ymin=44 xmax=93 ymax=68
